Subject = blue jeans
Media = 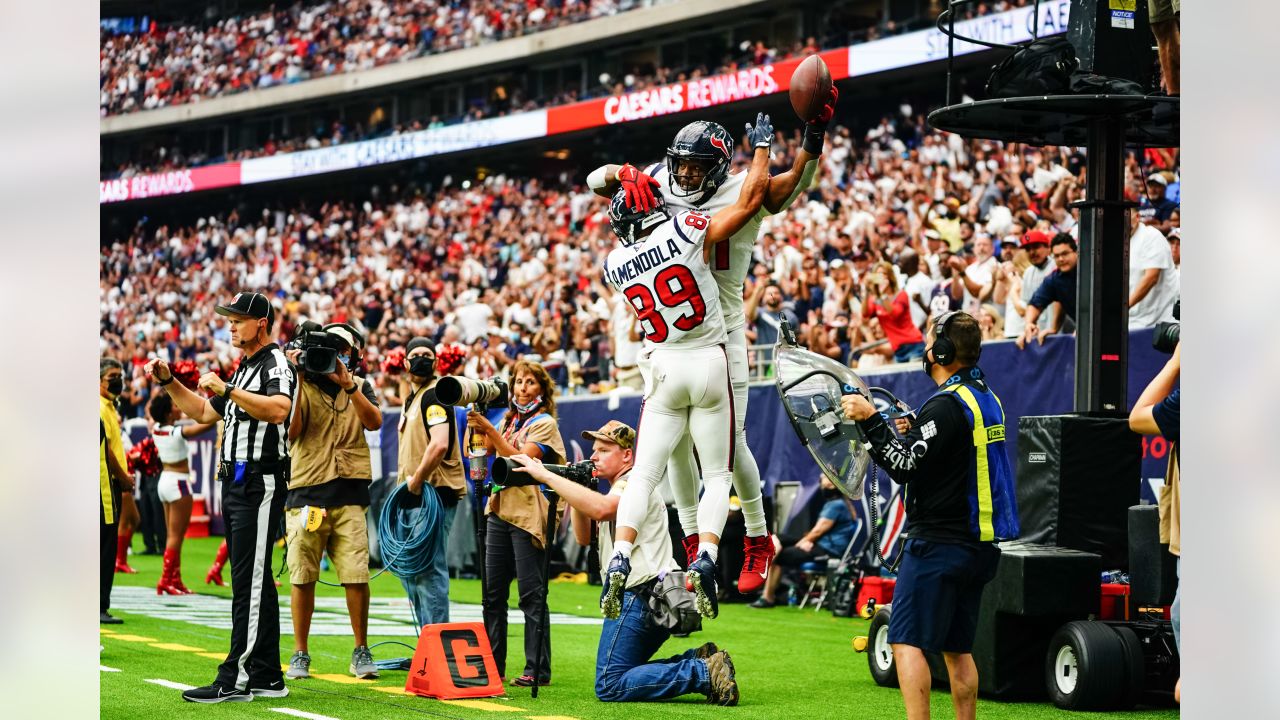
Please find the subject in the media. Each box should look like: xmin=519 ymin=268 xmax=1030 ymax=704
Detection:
xmin=399 ymin=503 xmax=457 ymax=628
xmin=595 ymin=590 xmax=709 ymax=702
xmin=894 ymin=341 xmax=926 ymax=363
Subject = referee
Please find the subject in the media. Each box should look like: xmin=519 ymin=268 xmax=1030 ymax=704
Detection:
xmin=842 ymin=311 xmax=1019 ymax=720
xmin=146 ymin=291 xmax=294 ymax=703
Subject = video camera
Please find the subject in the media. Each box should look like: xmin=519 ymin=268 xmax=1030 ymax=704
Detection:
xmin=1152 ymin=299 xmax=1180 ymax=354
xmin=286 ymin=322 xmax=346 ymax=375
xmin=436 ymin=376 xmax=509 ymax=411
xmin=490 ymin=457 xmax=596 ymax=491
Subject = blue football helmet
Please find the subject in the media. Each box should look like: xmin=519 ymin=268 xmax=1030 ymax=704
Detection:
xmin=609 ymin=187 xmax=670 ymax=246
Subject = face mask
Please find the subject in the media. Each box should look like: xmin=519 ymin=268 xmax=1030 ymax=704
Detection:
xmin=408 ymin=356 xmax=435 ymax=377
xmin=106 ymin=377 xmax=124 ymax=396
xmin=513 ymin=395 xmax=542 ymax=415
xmin=921 ymin=346 xmax=934 ymax=376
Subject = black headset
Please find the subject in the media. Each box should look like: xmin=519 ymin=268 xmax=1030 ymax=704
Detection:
xmin=931 ymin=311 xmax=961 ymax=366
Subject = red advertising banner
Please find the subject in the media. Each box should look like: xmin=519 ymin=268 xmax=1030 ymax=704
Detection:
xmin=99 ymin=162 xmax=242 ymax=204
xmin=546 ymin=48 xmax=849 ymax=135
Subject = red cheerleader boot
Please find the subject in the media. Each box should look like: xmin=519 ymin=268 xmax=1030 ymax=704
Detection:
xmin=115 ymin=532 xmax=137 ymax=574
xmin=157 ymin=549 xmax=183 ymax=595
xmin=170 ymin=552 xmax=194 ymax=595
xmin=205 ymin=540 xmax=228 ymax=586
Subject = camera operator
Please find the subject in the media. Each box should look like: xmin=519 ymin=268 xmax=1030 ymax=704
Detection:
xmin=100 ymin=358 xmax=132 ymax=624
xmin=395 ymin=338 xmax=467 ymax=628
xmin=146 ymin=291 xmax=293 ymax=703
xmin=506 ymin=421 xmax=739 ymax=705
xmin=841 ymin=311 xmax=1020 ymax=720
xmin=1129 ymin=340 xmax=1180 ymax=702
xmin=281 ymin=324 xmax=383 ymax=680
xmin=466 ymin=360 xmax=565 ymax=687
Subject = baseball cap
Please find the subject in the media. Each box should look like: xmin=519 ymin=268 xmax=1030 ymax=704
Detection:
xmin=923 ymin=229 xmax=942 ymax=242
xmin=581 ymin=420 xmax=636 ymax=450
xmin=1021 ymin=230 xmax=1052 ymax=247
xmin=215 ymin=291 xmax=271 ymax=319
xmin=1147 ymin=173 xmax=1168 ymax=186
xmin=325 ymin=325 xmax=360 ymax=349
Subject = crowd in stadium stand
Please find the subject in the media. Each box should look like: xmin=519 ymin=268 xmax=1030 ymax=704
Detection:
xmin=100 ymin=0 xmax=1032 ymax=178
xmin=100 ymin=114 xmax=1180 ymax=420
xmin=100 ymin=0 xmax=654 ymax=116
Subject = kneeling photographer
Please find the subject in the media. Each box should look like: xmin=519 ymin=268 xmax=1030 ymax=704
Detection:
xmin=283 ymin=323 xmax=383 ymax=680
xmin=506 ymin=421 xmax=740 ymax=706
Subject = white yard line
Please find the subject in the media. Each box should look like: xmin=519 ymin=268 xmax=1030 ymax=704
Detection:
xmin=269 ymin=708 xmax=343 ymax=720
xmin=100 ymin=665 xmax=121 ymax=672
xmin=144 ymin=678 xmax=196 ymax=691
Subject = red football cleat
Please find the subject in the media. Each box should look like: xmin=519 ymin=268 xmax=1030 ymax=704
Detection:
xmin=738 ymin=534 xmax=776 ymax=595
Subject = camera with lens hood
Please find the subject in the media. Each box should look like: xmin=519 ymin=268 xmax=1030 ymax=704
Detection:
xmin=490 ymin=457 xmax=596 ymax=491
xmin=436 ymin=376 xmax=509 ymax=411
xmin=1152 ymin=299 xmax=1180 ymax=354
xmin=287 ymin=322 xmax=348 ymax=375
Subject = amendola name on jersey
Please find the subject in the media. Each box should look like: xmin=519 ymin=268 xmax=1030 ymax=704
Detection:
xmin=605 ymin=210 xmax=726 ymax=349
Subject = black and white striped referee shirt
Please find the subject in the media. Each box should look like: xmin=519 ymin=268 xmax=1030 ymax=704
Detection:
xmin=210 ymin=343 xmax=294 ymax=464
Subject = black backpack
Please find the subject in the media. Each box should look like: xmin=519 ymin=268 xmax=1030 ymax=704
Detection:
xmin=986 ymin=36 xmax=1079 ymax=98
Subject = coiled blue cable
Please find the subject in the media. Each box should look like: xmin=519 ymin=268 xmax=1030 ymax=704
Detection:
xmin=376 ymin=481 xmax=444 ymax=579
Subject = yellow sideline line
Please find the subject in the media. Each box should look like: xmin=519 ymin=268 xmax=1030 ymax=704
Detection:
xmin=106 ymin=634 xmax=158 ymax=642
xmin=441 ymin=699 xmax=529 ymax=712
xmin=149 ymin=642 xmax=206 ymax=652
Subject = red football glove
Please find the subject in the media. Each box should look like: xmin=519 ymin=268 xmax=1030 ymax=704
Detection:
xmin=810 ymin=84 xmax=839 ymax=126
xmin=617 ymin=164 xmax=661 ymax=212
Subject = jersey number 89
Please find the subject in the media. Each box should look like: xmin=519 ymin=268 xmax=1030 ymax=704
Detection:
xmin=623 ymin=265 xmax=707 ymax=343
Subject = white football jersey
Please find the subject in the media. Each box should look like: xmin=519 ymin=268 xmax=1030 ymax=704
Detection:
xmin=605 ymin=210 xmax=726 ymax=349
xmin=649 ymin=162 xmax=770 ymax=333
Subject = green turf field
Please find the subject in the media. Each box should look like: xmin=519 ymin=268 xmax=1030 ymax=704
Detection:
xmin=101 ymin=537 xmax=1178 ymax=719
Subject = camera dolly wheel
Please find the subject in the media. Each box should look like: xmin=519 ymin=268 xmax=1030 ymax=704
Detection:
xmin=865 ymin=605 xmax=898 ymax=688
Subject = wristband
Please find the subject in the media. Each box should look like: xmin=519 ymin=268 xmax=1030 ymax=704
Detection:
xmin=803 ymin=123 xmax=826 ymax=155
xmin=345 ymin=383 xmax=358 ymax=394
xmin=157 ymin=375 xmax=174 ymax=386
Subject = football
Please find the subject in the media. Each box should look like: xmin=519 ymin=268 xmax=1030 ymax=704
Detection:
xmin=789 ymin=54 xmax=832 ymax=122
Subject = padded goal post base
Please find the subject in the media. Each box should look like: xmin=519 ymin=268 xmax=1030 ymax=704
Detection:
xmin=405 ymin=622 xmax=504 ymax=699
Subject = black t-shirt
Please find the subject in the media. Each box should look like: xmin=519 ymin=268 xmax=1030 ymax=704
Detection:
xmin=855 ymin=373 xmax=986 ymax=544
xmin=285 ymin=375 xmax=378 ymax=509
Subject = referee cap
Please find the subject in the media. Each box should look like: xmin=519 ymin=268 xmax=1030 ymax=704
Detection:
xmin=216 ymin=291 xmax=271 ymax=320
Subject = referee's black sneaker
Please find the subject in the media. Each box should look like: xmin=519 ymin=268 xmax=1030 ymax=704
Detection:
xmin=249 ymin=679 xmax=289 ymax=698
xmin=181 ymin=684 xmax=253 ymax=703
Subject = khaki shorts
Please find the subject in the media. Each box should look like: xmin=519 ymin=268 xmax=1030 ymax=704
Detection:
xmin=1149 ymin=0 xmax=1179 ymax=24
xmin=285 ymin=504 xmax=370 ymax=585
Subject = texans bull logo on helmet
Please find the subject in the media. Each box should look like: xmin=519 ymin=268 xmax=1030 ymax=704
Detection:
xmin=666 ymin=121 xmax=732 ymax=201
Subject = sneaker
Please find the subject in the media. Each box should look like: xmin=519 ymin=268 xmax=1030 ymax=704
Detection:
xmin=285 ymin=651 xmax=311 ymax=679
xmin=693 ymin=642 xmax=720 ymax=659
xmin=181 ymin=684 xmax=253 ymax=703
xmin=748 ymin=596 xmax=776 ymax=609
xmin=600 ymin=553 xmax=631 ymax=620
xmin=350 ymin=645 xmax=379 ymax=679
xmin=100 ymin=612 xmax=124 ymax=625
xmin=704 ymin=650 xmax=739 ymax=706
xmin=681 ymin=534 xmax=699 ymax=569
xmin=511 ymin=675 xmax=549 ymax=687
xmin=688 ymin=551 xmax=720 ymax=619
xmin=249 ymin=679 xmax=289 ymax=698
xmin=738 ymin=534 xmax=776 ymax=594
